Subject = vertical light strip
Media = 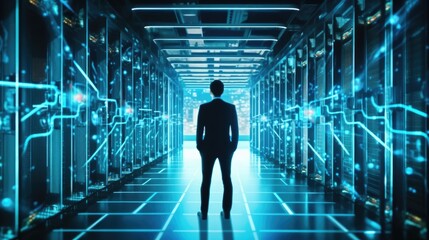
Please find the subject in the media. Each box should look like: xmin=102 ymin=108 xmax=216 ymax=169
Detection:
xmin=73 ymin=214 xmax=109 ymax=240
xmin=132 ymin=192 xmax=157 ymax=214
xmin=155 ymin=171 xmax=196 ymax=240
xmin=238 ymin=175 xmax=259 ymax=240
xmin=273 ymin=193 xmax=294 ymax=215
xmin=59 ymin=2 xmax=64 ymax=211
xmin=14 ymin=0 xmax=20 ymax=234
xmin=84 ymin=1 xmax=89 ymax=197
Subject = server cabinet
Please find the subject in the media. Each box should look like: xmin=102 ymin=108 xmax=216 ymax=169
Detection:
xmin=324 ymin=20 xmax=335 ymax=190
xmin=107 ymin=25 xmax=122 ymax=182
xmin=295 ymin=44 xmax=309 ymax=176
xmin=0 ymin=1 xmax=183 ymax=238
xmin=312 ymin=26 xmax=328 ymax=185
xmin=285 ymin=56 xmax=296 ymax=170
xmin=88 ymin=12 xmax=109 ymax=191
xmin=332 ymin=5 xmax=355 ymax=198
xmin=279 ymin=61 xmax=287 ymax=166
xmin=0 ymin=1 xmax=20 ymax=238
xmin=391 ymin=0 xmax=428 ymax=238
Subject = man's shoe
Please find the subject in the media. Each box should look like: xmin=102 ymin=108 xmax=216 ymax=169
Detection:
xmin=198 ymin=211 xmax=207 ymax=220
xmin=220 ymin=211 xmax=230 ymax=220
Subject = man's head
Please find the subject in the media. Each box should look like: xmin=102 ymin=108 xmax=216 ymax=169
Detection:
xmin=210 ymin=80 xmax=224 ymax=97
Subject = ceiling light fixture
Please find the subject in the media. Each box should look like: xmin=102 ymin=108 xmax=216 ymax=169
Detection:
xmin=132 ymin=5 xmax=299 ymax=11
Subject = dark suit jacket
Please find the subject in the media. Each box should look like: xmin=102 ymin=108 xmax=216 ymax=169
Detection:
xmin=196 ymin=98 xmax=239 ymax=154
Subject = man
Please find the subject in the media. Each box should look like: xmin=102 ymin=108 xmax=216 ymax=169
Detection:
xmin=196 ymin=80 xmax=239 ymax=220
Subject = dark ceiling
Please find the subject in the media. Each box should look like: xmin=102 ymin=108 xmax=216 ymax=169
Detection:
xmin=107 ymin=0 xmax=324 ymax=88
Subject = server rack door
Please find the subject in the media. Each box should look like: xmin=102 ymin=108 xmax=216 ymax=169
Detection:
xmin=364 ymin=17 xmax=386 ymax=215
xmin=286 ymin=56 xmax=296 ymax=170
xmin=402 ymin=1 xmax=428 ymax=236
xmin=107 ymin=27 xmax=121 ymax=182
xmin=301 ymin=45 xmax=309 ymax=176
xmin=295 ymin=48 xmax=304 ymax=175
xmin=315 ymin=35 xmax=327 ymax=185
xmin=332 ymin=5 xmax=354 ymax=195
xmin=63 ymin=0 xmax=90 ymax=203
xmin=0 ymin=1 xmax=19 ymax=237
xmin=121 ymin=33 xmax=134 ymax=175
xmin=87 ymin=14 xmax=108 ymax=191
xmin=324 ymin=21 xmax=334 ymax=190
xmin=21 ymin=1 xmax=48 ymax=223
xmin=269 ymin=71 xmax=276 ymax=160
xmin=307 ymin=38 xmax=316 ymax=182
xmin=340 ymin=38 xmax=355 ymax=198
xmin=279 ymin=61 xmax=287 ymax=166
xmin=141 ymin=59 xmax=150 ymax=164
xmin=133 ymin=40 xmax=143 ymax=168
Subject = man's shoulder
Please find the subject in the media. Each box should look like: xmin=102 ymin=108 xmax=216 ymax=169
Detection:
xmin=200 ymin=102 xmax=210 ymax=108
xmin=225 ymin=101 xmax=235 ymax=108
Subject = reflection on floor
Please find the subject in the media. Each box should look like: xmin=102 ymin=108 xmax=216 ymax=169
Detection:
xmin=45 ymin=141 xmax=382 ymax=240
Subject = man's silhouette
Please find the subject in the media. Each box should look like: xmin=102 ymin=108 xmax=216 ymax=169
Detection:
xmin=196 ymin=80 xmax=239 ymax=220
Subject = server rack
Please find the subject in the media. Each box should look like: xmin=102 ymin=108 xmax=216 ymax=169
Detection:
xmin=250 ymin=0 xmax=427 ymax=237
xmin=285 ymin=55 xmax=296 ymax=170
xmin=0 ymin=1 xmax=183 ymax=239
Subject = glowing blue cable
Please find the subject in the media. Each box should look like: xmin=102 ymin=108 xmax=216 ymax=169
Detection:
xmin=285 ymin=105 xmax=300 ymax=112
xmin=268 ymin=125 xmax=282 ymax=140
xmin=0 ymin=80 xmax=61 ymax=122
xmin=370 ymin=96 xmax=427 ymax=118
xmin=384 ymin=116 xmax=429 ymax=143
xmin=114 ymin=122 xmax=141 ymax=156
xmin=21 ymin=92 xmax=61 ymax=122
xmin=355 ymin=109 xmax=384 ymax=120
xmin=309 ymin=94 xmax=339 ymax=105
xmin=23 ymin=103 xmax=84 ymax=153
xmin=73 ymin=61 xmax=119 ymax=114
xmin=307 ymin=142 xmax=325 ymax=163
xmin=366 ymin=97 xmax=428 ymax=142
xmin=324 ymin=105 xmax=391 ymax=151
xmin=82 ymin=116 xmax=130 ymax=167
xmin=0 ymin=81 xmax=58 ymax=91
xmin=320 ymin=122 xmax=351 ymax=156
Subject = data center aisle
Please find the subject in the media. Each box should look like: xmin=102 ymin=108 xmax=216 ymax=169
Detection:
xmin=45 ymin=141 xmax=382 ymax=240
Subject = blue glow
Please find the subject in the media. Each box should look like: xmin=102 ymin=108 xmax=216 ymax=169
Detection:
xmin=1 ymin=198 xmax=13 ymax=208
xmin=353 ymin=78 xmax=364 ymax=92
xmin=73 ymin=61 xmax=119 ymax=114
xmin=368 ymin=163 xmax=375 ymax=169
xmin=355 ymin=164 xmax=361 ymax=171
xmin=371 ymin=96 xmax=427 ymax=118
xmin=389 ymin=15 xmax=399 ymax=25
xmin=405 ymin=167 xmax=413 ymax=175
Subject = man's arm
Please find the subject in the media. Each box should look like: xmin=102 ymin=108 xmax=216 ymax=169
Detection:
xmin=196 ymin=105 xmax=204 ymax=151
xmin=231 ymin=105 xmax=239 ymax=151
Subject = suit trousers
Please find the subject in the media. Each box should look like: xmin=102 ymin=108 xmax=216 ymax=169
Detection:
xmin=200 ymin=150 xmax=233 ymax=215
